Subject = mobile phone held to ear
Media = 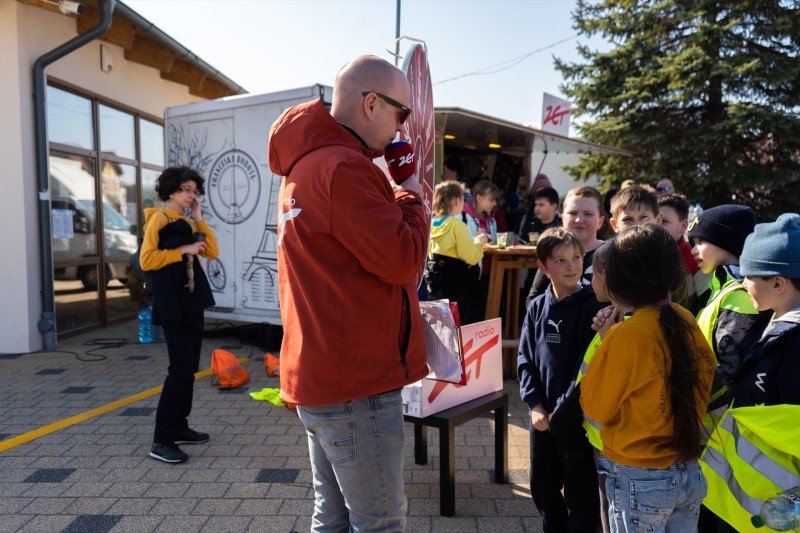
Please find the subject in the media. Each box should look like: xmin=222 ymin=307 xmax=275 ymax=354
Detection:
xmin=384 ymin=141 xmax=415 ymax=184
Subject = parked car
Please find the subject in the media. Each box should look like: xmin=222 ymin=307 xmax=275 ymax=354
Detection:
xmin=52 ymin=196 xmax=137 ymax=290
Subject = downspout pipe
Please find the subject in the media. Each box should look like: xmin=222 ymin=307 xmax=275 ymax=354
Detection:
xmin=33 ymin=0 xmax=116 ymax=350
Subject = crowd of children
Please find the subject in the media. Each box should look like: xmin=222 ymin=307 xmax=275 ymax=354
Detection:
xmin=426 ymin=175 xmax=800 ymax=532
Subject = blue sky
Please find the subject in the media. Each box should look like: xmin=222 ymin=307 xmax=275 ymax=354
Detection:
xmin=125 ymin=0 xmax=605 ymax=127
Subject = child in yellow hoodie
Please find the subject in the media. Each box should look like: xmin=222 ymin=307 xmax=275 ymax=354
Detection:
xmin=580 ymin=224 xmax=715 ymax=531
xmin=425 ymin=181 xmax=487 ymax=324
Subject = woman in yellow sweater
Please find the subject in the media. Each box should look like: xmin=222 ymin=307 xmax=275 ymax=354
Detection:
xmin=580 ymin=224 xmax=714 ymax=532
xmin=140 ymin=166 xmax=218 ymax=464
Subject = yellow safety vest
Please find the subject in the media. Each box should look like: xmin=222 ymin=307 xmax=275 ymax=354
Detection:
xmin=696 ymin=276 xmax=757 ymax=354
xmin=576 ymin=332 xmax=604 ymax=451
xmin=700 ymin=405 xmax=800 ymax=532
xmin=696 ymin=276 xmax=760 ymax=433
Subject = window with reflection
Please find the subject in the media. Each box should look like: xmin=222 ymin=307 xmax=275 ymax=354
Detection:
xmin=99 ymin=104 xmax=135 ymax=160
xmin=55 ymin=275 xmax=100 ymax=332
xmin=50 ymin=153 xmax=98 ymax=261
xmin=141 ymin=167 xmax=165 ymax=209
xmin=47 ymin=86 xmax=93 ymax=150
xmin=49 ymin=85 xmax=165 ymax=334
xmin=105 ymin=257 xmax=139 ymax=321
xmin=140 ymin=120 xmax=165 ymax=166
xmin=101 ymin=161 xmax=138 ymax=240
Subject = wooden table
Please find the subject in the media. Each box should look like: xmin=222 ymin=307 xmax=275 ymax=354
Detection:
xmin=483 ymin=244 xmax=538 ymax=378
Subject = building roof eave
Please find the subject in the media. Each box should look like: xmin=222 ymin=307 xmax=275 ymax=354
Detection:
xmin=18 ymin=0 xmax=246 ymax=99
xmin=113 ymin=1 xmax=246 ymax=97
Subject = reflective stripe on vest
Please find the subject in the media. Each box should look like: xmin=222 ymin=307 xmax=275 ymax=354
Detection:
xmin=702 ymin=404 xmax=729 ymax=444
xmin=700 ymin=405 xmax=800 ymax=532
xmin=720 ymin=414 xmax=800 ymax=491
xmin=703 ymin=445 xmax=763 ymax=515
xmin=576 ymin=333 xmax=603 ymax=451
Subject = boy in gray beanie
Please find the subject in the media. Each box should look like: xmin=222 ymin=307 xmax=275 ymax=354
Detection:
xmin=735 ymin=213 xmax=800 ymax=406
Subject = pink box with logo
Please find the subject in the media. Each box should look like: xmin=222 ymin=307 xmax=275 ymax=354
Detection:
xmin=402 ymin=318 xmax=503 ymax=418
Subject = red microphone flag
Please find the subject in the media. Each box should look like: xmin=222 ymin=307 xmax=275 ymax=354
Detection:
xmin=384 ymin=141 xmax=415 ymax=183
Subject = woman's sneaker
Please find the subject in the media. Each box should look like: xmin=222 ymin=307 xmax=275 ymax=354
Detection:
xmin=174 ymin=429 xmax=209 ymax=445
xmin=149 ymin=442 xmax=188 ymax=463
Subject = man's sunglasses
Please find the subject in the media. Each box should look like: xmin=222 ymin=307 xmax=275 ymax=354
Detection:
xmin=362 ymin=91 xmax=412 ymax=124
xmin=657 ymin=185 xmax=673 ymax=192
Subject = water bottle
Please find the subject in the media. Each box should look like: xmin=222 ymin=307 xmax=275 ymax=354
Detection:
xmin=751 ymin=485 xmax=800 ymax=530
xmin=138 ymin=304 xmax=153 ymax=344
xmin=153 ymin=324 xmax=165 ymax=343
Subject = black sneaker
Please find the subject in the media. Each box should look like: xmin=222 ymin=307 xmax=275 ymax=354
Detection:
xmin=174 ymin=429 xmax=209 ymax=445
xmin=149 ymin=442 xmax=188 ymax=463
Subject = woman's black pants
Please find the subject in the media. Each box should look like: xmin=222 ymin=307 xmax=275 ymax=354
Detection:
xmin=153 ymin=310 xmax=204 ymax=444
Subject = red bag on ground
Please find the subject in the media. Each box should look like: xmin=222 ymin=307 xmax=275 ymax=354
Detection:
xmin=211 ymin=349 xmax=250 ymax=389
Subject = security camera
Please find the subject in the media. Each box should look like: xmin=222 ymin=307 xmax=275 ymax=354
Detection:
xmin=59 ymin=1 xmax=85 ymax=15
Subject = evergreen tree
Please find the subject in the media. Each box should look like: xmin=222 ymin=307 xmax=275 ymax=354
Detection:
xmin=556 ymin=0 xmax=800 ymax=217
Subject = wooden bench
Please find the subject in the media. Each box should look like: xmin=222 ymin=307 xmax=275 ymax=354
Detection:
xmin=404 ymin=390 xmax=509 ymax=517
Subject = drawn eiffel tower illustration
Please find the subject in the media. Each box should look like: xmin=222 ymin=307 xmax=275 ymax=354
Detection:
xmin=242 ymin=177 xmax=279 ymax=310
xmin=220 ymin=177 xmax=246 ymax=224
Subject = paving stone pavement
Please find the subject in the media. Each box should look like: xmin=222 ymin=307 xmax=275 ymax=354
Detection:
xmin=0 ymin=320 xmax=543 ymax=532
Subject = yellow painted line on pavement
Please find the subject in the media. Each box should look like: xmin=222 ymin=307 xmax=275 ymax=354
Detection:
xmin=0 ymin=357 xmax=250 ymax=453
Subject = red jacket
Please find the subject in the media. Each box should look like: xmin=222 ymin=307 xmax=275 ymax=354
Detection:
xmin=268 ymin=99 xmax=430 ymax=405
xmin=678 ymin=236 xmax=700 ymax=275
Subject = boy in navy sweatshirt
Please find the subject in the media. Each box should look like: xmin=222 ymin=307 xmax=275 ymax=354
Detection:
xmin=518 ymin=227 xmax=606 ymax=533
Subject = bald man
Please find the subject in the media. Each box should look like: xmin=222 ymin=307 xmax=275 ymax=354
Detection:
xmin=268 ymin=55 xmax=429 ymax=531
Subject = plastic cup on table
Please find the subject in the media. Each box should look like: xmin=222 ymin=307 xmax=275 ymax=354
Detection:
xmin=528 ymin=232 xmax=540 ymax=247
xmin=496 ymin=232 xmax=507 ymax=249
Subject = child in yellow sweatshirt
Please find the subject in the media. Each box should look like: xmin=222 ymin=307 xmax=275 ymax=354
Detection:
xmin=580 ymin=224 xmax=714 ymax=532
xmin=425 ymin=181 xmax=487 ymax=324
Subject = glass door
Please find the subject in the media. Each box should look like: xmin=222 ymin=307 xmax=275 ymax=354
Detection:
xmin=47 ymin=85 xmax=165 ymax=335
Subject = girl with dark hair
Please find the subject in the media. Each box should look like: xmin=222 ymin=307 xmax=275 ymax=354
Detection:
xmin=140 ymin=166 xmax=218 ymax=463
xmin=579 ymin=224 xmax=715 ymax=531
xmin=462 ymin=179 xmax=501 ymax=241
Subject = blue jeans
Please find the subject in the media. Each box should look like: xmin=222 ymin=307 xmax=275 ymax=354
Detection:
xmin=597 ymin=455 xmax=706 ymax=533
xmin=297 ymin=390 xmax=407 ymax=532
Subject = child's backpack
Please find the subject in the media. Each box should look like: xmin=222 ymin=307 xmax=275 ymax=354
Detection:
xmin=211 ymin=349 xmax=250 ymax=389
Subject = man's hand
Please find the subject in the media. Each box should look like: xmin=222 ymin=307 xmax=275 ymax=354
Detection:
xmin=399 ymin=175 xmax=423 ymax=196
xmin=530 ymin=404 xmax=550 ymax=431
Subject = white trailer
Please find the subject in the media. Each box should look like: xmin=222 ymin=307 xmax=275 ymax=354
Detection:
xmin=165 ymin=84 xmax=333 ymax=325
